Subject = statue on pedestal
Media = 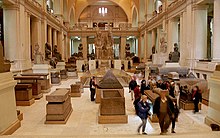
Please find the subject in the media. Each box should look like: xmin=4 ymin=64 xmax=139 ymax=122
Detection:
xmin=169 ymin=43 xmax=180 ymax=62
xmin=160 ymin=37 xmax=167 ymax=53
xmin=78 ymin=43 xmax=83 ymax=59
xmin=94 ymin=30 xmax=114 ymax=60
xmin=106 ymin=31 xmax=114 ymax=59
xmin=52 ymin=45 xmax=62 ymax=62
xmin=125 ymin=44 xmax=131 ymax=59
xmin=94 ymin=31 xmax=102 ymax=59
xmin=34 ymin=44 xmax=44 ymax=64
xmin=45 ymin=43 xmax=52 ymax=60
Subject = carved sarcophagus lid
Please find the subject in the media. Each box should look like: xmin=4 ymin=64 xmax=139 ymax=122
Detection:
xmin=97 ymin=70 xmax=123 ymax=89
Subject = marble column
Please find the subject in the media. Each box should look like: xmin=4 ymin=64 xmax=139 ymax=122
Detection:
xmin=25 ymin=11 xmax=31 ymax=60
xmin=167 ymin=19 xmax=179 ymax=53
xmin=53 ymin=29 xmax=57 ymax=46
xmin=81 ymin=36 xmax=87 ymax=60
xmin=47 ymin=26 xmax=52 ymax=46
xmin=151 ymin=29 xmax=156 ymax=49
xmin=144 ymin=30 xmax=149 ymax=61
xmin=180 ymin=12 xmax=186 ymax=66
xmin=67 ymin=36 xmax=71 ymax=60
xmin=31 ymin=18 xmax=42 ymax=59
xmin=120 ymin=36 xmax=126 ymax=60
xmin=213 ymin=0 xmax=220 ymax=60
xmin=4 ymin=4 xmax=32 ymax=71
xmin=146 ymin=0 xmax=154 ymax=22
xmin=193 ymin=5 xmax=208 ymax=60
xmin=41 ymin=16 xmax=47 ymax=58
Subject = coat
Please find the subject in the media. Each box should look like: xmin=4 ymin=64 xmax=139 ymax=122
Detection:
xmin=153 ymin=96 xmax=174 ymax=117
xmin=137 ymin=101 xmax=151 ymax=119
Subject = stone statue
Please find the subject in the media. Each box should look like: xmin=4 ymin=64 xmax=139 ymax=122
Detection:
xmin=106 ymin=31 xmax=114 ymax=59
xmin=34 ymin=44 xmax=44 ymax=64
xmin=45 ymin=43 xmax=51 ymax=60
xmin=169 ymin=43 xmax=180 ymax=62
xmin=94 ymin=30 xmax=103 ymax=59
xmin=94 ymin=30 xmax=114 ymax=60
xmin=78 ymin=43 xmax=83 ymax=59
xmin=160 ymin=37 xmax=167 ymax=53
xmin=53 ymin=45 xmax=62 ymax=62
xmin=0 ymin=41 xmax=11 ymax=73
xmin=125 ymin=44 xmax=131 ymax=59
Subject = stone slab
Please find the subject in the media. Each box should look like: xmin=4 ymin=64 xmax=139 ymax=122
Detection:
xmin=16 ymin=98 xmax=35 ymax=106
xmin=46 ymin=104 xmax=72 ymax=121
xmin=70 ymin=92 xmax=81 ymax=97
xmin=98 ymin=114 xmax=128 ymax=124
xmin=46 ymin=89 xmax=70 ymax=103
xmin=45 ymin=108 xmax=73 ymax=124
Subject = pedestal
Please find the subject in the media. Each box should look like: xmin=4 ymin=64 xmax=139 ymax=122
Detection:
xmin=0 ymin=72 xmax=21 ymax=135
xmin=76 ymin=60 xmax=85 ymax=72
xmin=32 ymin=64 xmax=51 ymax=74
xmin=123 ymin=60 xmax=128 ymax=71
xmin=205 ymin=71 xmax=220 ymax=126
xmin=89 ymin=60 xmax=96 ymax=70
xmin=50 ymin=69 xmax=61 ymax=85
xmin=56 ymin=62 xmax=66 ymax=70
xmin=152 ymin=53 xmax=169 ymax=65
xmin=114 ymin=60 xmax=121 ymax=70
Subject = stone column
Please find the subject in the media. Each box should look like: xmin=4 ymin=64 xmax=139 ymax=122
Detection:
xmin=144 ymin=30 xmax=149 ymax=61
xmin=25 ymin=11 xmax=31 ymax=60
xmin=146 ymin=0 xmax=154 ymax=22
xmin=41 ymin=16 xmax=47 ymax=59
xmin=81 ymin=36 xmax=87 ymax=60
xmin=120 ymin=36 xmax=126 ymax=60
xmin=152 ymin=29 xmax=156 ymax=49
xmin=213 ymin=0 xmax=220 ymax=60
xmin=53 ymin=29 xmax=57 ymax=46
xmin=4 ymin=4 xmax=32 ymax=71
xmin=180 ymin=12 xmax=185 ymax=66
xmin=47 ymin=26 xmax=52 ymax=46
xmin=67 ymin=36 xmax=71 ymax=60
xmin=193 ymin=5 xmax=208 ymax=60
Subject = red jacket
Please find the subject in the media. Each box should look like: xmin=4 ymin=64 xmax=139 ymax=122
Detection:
xmin=134 ymin=87 xmax=141 ymax=100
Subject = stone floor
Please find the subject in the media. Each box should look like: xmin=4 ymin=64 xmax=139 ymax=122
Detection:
xmin=6 ymin=73 xmax=220 ymax=138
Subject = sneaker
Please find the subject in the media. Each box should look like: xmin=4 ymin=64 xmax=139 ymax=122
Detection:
xmin=142 ymin=132 xmax=147 ymax=135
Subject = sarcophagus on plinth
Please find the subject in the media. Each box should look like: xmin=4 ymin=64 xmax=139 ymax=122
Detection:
xmin=50 ymin=69 xmax=61 ymax=85
xmin=45 ymin=88 xmax=72 ymax=124
xmin=15 ymin=84 xmax=35 ymax=106
xmin=97 ymin=70 xmax=127 ymax=124
xmin=60 ymin=69 xmax=68 ymax=80
xmin=70 ymin=84 xmax=81 ymax=97
xmin=76 ymin=81 xmax=84 ymax=93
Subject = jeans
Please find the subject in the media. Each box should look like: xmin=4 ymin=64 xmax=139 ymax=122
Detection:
xmin=138 ymin=118 xmax=147 ymax=133
xmin=90 ymin=88 xmax=95 ymax=101
xmin=130 ymin=90 xmax=134 ymax=100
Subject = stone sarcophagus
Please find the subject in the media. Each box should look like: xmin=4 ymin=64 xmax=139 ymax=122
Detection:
xmin=70 ymin=83 xmax=81 ymax=97
xmin=97 ymin=70 xmax=127 ymax=124
xmin=45 ymin=88 xmax=72 ymax=124
xmin=100 ymin=90 xmax=125 ymax=115
xmin=15 ymin=84 xmax=35 ymax=106
xmin=60 ymin=69 xmax=68 ymax=80
xmin=50 ymin=69 xmax=61 ymax=85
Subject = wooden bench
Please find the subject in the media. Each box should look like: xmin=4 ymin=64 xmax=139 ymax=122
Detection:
xmin=15 ymin=84 xmax=35 ymax=106
xmin=21 ymin=73 xmax=51 ymax=93
xmin=14 ymin=76 xmax=43 ymax=99
xmin=45 ymin=88 xmax=72 ymax=124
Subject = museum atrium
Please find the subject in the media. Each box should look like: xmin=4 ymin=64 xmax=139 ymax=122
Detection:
xmin=0 ymin=0 xmax=220 ymax=137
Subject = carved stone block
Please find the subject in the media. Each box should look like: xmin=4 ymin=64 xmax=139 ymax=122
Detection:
xmin=46 ymin=89 xmax=70 ymax=103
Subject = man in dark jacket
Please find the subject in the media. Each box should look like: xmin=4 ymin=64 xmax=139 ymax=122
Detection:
xmin=129 ymin=76 xmax=137 ymax=100
xmin=153 ymin=90 xmax=174 ymax=135
xmin=89 ymin=76 xmax=96 ymax=101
